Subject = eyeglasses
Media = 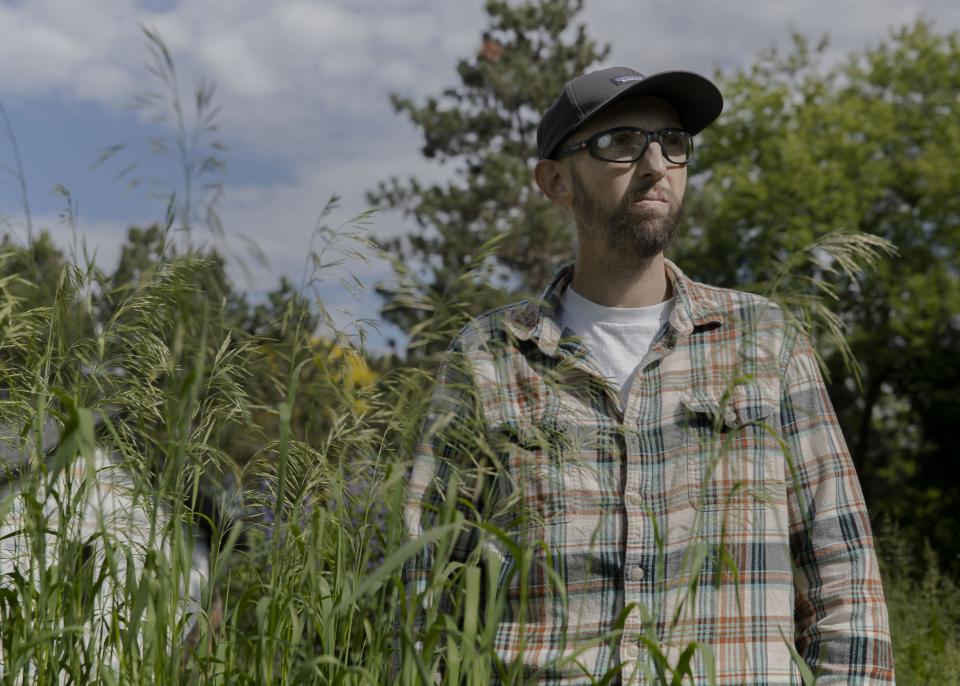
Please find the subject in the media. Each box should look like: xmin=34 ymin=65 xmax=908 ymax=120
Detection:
xmin=554 ymin=126 xmax=694 ymax=165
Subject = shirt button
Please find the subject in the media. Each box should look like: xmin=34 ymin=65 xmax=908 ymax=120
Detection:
xmin=626 ymin=564 xmax=646 ymax=582
xmin=623 ymin=643 xmax=640 ymax=660
xmin=627 ymin=493 xmax=643 ymax=507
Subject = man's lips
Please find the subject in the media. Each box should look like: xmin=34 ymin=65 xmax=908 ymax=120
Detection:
xmin=632 ymin=194 xmax=668 ymax=204
xmin=629 ymin=183 xmax=668 ymax=204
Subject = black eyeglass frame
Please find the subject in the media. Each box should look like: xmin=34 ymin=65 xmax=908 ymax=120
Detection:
xmin=552 ymin=126 xmax=694 ymax=165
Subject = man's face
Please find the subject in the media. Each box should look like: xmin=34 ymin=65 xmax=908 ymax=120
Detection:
xmin=563 ymin=95 xmax=688 ymax=262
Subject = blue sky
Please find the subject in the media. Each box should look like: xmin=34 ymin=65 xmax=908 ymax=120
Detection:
xmin=1 ymin=0 xmax=958 ymax=351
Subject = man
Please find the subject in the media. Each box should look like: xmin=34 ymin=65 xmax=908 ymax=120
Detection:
xmin=403 ymin=67 xmax=894 ymax=684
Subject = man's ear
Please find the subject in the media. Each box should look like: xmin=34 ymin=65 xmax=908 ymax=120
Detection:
xmin=534 ymin=159 xmax=573 ymax=208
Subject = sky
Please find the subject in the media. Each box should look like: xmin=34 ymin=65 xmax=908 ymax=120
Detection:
xmin=1 ymin=0 xmax=958 ymax=350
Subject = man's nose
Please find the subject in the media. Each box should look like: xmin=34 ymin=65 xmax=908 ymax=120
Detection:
xmin=634 ymin=141 xmax=667 ymax=182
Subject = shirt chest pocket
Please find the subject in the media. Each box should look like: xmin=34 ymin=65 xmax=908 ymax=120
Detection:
xmin=489 ymin=418 xmax=586 ymax=526
xmin=682 ymin=385 xmax=786 ymax=512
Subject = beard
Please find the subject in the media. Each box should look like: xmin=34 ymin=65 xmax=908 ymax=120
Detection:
xmin=570 ymin=166 xmax=685 ymax=263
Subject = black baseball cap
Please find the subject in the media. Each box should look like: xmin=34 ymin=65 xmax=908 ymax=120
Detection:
xmin=536 ymin=66 xmax=723 ymax=160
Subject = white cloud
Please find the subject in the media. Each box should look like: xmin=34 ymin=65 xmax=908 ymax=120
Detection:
xmin=212 ymin=146 xmax=443 ymax=290
xmin=2 ymin=0 xmax=958 ymax=144
xmin=0 ymin=0 xmax=144 ymax=99
xmin=2 ymin=0 xmax=952 ymax=178
xmin=585 ymin=0 xmax=960 ymax=76
xmin=0 ymin=0 xmax=484 ymax=160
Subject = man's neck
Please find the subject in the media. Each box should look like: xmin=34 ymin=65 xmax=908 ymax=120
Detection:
xmin=570 ymin=248 xmax=671 ymax=308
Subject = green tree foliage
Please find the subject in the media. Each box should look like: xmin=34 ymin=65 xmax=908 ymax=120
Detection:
xmin=103 ymin=225 xmax=238 ymax=324
xmin=676 ymin=21 xmax=960 ymax=567
xmin=0 ymin=231 xmax=65 ymax=308
xmin=109 ymin=225 xmax=173 ymax=291
xmin=370 ymin=0 xmax=608 ymax=344
xmin=0 ymin=231 xmax=81 ymax=380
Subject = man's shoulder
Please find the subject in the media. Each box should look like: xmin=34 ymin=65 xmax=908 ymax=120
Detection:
xmin=446 ymin=299 xmax=536 ymax=353
xmin=683 ymin=276 xmax=787 ymax=330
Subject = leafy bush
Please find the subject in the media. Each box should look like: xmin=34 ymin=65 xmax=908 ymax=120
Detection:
xmin=877 ymin=522 xmax=960 ymax=685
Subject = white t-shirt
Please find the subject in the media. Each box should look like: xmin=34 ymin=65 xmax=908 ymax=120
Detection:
xmin=558 ymin=286 xmax=675 ymax=404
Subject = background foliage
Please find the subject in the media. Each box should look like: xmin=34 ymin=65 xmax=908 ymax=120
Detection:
xmin=676 ymin=24 xmax=960 ymax=567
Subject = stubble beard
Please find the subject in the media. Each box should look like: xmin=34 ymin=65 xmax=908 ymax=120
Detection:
xmin=570 ymin=167 xmax=685 ymax=267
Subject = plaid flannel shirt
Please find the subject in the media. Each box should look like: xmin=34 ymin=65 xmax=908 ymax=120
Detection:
xmin=403 ymin=260 xmax=894 ymax=685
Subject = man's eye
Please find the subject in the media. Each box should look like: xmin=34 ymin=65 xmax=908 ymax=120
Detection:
xmin=662 ymin=131 xmax=685 ymax=147
xmin=610 ymin=132 xmax=640 ymax=148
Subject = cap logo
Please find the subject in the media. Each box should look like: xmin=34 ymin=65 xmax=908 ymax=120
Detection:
xmin=611 ymin=74 xmax=644 ymax=85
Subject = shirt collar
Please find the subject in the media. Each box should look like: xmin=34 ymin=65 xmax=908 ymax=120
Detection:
xmin=503 ymin=258 xmax=725 ymax=357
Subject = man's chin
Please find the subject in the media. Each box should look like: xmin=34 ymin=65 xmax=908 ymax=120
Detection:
xmin=608 ymin=219 xmax=673 ymax=259
xmin=608 ymin=241 xmax=667 ymax=264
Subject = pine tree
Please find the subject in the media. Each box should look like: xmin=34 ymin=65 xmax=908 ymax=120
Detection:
xmin=369 ymin=0 xmax=608 ymax=345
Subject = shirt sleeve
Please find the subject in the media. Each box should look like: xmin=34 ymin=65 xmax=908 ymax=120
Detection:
xmin=397 ymin=339 xmax=490 ymax=672
xmin=780 ymin=328 xmax=896 ymax=684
